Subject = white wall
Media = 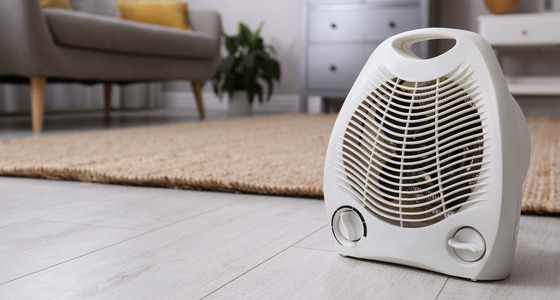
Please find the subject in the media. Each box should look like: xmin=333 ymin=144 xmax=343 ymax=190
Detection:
xmin=166 ymin=0 xmax=557 ymax=95
xmin=164 ymin=0 xmax=302 ymax=95
xmin=3 ymin=0 xmax=551 ymax=113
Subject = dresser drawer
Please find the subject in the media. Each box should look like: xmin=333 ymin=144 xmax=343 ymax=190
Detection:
xmin=307 ymin=45 xmax=376 ymax=90
xmin=479 ymin=13 xmax=560 ymax=46
xmin=309 ymin=6 xmax=421 ymax=42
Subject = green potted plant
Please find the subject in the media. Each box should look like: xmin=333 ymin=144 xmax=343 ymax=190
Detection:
xmin=212 ymin=22 xmax=281 ymax=115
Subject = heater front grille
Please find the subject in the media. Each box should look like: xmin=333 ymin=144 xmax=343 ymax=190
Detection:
xmin=336 ymin=67 xmax=488 ymax=228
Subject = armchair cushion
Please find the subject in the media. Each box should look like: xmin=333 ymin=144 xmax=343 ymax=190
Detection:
xmin=43 ymin=8 xmax=216 ymax=59
xmin=40 ymin=0 xmax=72 ymax=10
xmin=117 ymin=1 xmax=191 ymax=31
xmin=70 ymin=0 xmax=120 ymax=18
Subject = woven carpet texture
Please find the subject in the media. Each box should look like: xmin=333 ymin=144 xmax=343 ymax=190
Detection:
xmin=0 ymin=114 xmax=557 ymax=214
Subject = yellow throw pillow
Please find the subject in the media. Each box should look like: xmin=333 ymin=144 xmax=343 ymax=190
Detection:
xmin=39 ymin=0 xmax=73 ymax=10
xmin=117 ymin=1 xmax=192 ymax=31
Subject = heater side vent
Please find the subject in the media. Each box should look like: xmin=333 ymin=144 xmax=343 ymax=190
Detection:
xmin=335 ymin=66 xmax=488 ymax=228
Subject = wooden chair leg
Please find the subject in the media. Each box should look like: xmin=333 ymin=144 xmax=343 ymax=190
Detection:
xmin=104 ymin=83 xmax=112 ymax=119
xmin=191 ymin=80 xmax=205 ymax=119
xmin=30 ymin=76 xmax=47 ymax=132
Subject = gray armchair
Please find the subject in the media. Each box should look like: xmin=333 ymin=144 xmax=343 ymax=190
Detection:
xmin=0 ymin=0 xmax=221 ymax=131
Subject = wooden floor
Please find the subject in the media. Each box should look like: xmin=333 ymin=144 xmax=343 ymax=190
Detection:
xmin=0 ymin=108 xmax=559 ymax=299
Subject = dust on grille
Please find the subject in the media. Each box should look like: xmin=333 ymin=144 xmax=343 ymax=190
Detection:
xmin=340 ymin=75 xmax=485 ymax=228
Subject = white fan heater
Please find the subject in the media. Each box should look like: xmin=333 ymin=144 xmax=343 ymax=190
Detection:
xmin=324 ymin=28 xmax=531 ymax=281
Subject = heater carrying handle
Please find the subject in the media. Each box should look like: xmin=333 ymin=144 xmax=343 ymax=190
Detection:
xmin=382 ymin=27 xmax=493 ymax=82
xmin=390 ymin=27 xmax=481 ymax=59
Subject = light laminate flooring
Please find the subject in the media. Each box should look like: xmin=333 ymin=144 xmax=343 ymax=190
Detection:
xmin=0 ymin=177 xmax=558 ymax=299
xmin=0 ymin=108 xmax=559 ymax=299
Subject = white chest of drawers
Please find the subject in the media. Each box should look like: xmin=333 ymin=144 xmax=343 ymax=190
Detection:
xmin=479 ymin=13 xmax=560 ymax=96
xmin=300 ymin=0 xmax=432 ymax=111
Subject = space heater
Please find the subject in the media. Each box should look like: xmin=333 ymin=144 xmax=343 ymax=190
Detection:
xmin=323 ymin=28 xmax=531 ymax=281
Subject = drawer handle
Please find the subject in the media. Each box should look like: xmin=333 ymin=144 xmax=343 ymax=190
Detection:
xmin=330 ymin=65 xmax=337 ymax=72
xmin=331 ymin=23 xmax=337 ymax=29
xmin=389 ymin=21 xmax=396 ymax=29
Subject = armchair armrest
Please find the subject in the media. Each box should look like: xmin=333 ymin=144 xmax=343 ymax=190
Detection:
xmin=0 ymin=0 xmax=59 ymax=77
xmin=189 ymin=10 xmax=222 ymax=55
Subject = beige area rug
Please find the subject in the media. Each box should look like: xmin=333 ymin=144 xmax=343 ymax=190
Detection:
xmin=0 ymin=114 xmax=558 ymax=214
xmin=522 ymin=117 xmax=560 ymax=214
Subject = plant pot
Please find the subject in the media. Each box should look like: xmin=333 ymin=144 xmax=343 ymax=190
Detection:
xmin=484 ymin=0 xmax=519 ymax=14
xmin=228 ymin=91 xmax=253 ymax=117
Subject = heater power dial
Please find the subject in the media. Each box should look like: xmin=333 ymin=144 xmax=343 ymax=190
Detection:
xmin=339 ymin=211 xmax=362 ymax=241
xmin=332 ymin=207 xmax=365 ymax=245
xmin=448 ymin=227 xmax=486 ymax=262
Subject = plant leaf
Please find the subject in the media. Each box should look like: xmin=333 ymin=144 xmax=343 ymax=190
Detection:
xmin=255 ymin=82 xmax=264 ymax=103
xmin=223 ymin=35 xmax=233 ymax=54
xmin=250 ymin=23 xmax=264 ymax=51
xmin=213 ymin=22 xmax=282 ymax=104
xmin=239 ymin=23 xmax=252 ymax=46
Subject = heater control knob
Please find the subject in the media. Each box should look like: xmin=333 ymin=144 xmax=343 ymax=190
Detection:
xmin=333 ymin=207 xmax=365 ymax=245
xmin=448 ymin=227 xmax=486 ymax=262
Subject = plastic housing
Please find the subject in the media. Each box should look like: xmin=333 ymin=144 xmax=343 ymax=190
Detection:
xmin=323 ymin=28 xmax=531 ymax=281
